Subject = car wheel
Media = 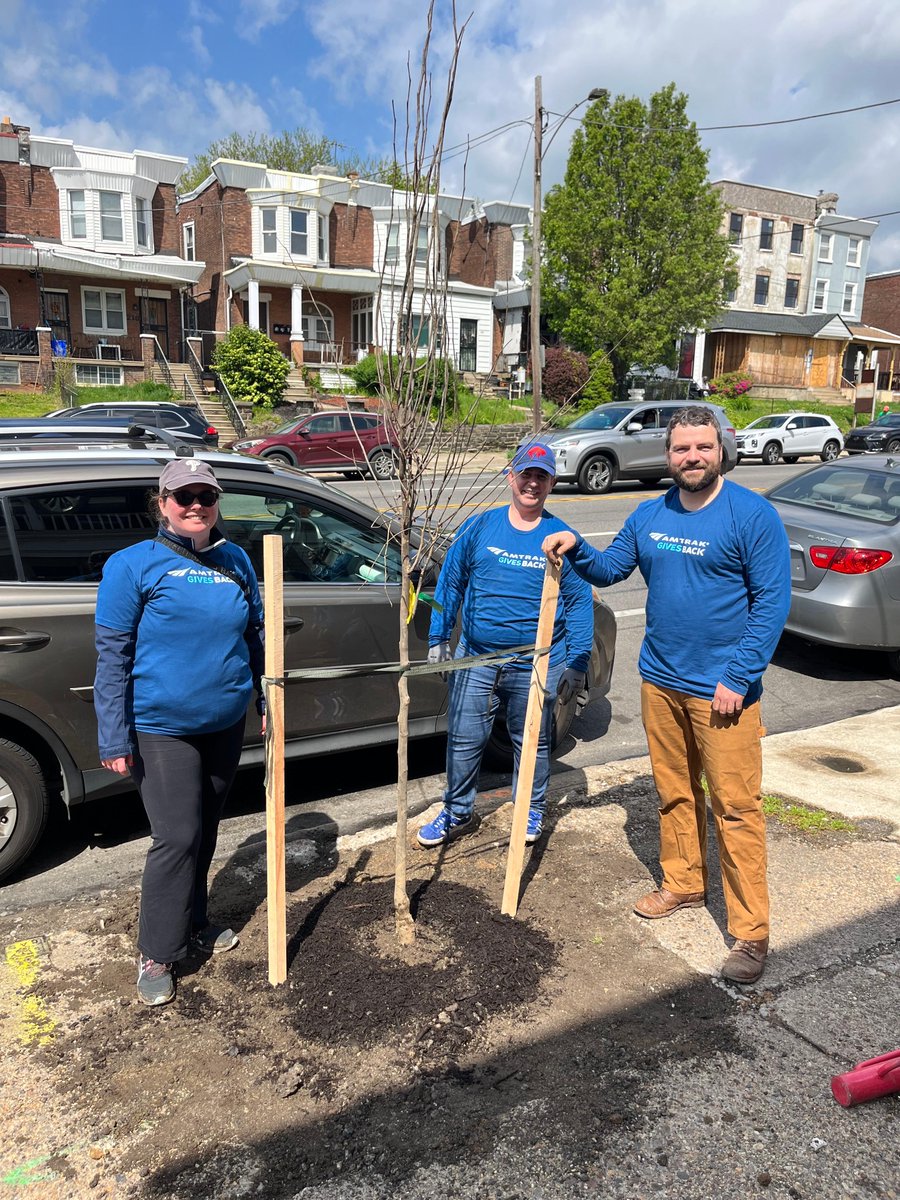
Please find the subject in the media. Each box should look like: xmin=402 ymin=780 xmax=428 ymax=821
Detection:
xmin=887 ymin=439 xmax=900 ymax=454
xmin=483 ymin=696 xmax=575 ymax=771
xmin=761 ymin=441 xmax=781 ymax=466
xmin=368 ymin=448 xmax=399 ymax=480
xmin=0 ymin=739 xmax=50 ymax=883
xmin=820 ymin=440 xmax=841 ymax=462
xmin=783 ymin=455 xmax=799 ymax=464
xmin=577 ymin=455 xmax=617 ymax=494
xmin=263 ymin=450 xmax=294 ymax=466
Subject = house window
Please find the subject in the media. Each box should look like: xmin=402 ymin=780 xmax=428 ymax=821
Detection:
xmin=728 ymin=212 xmax=743 ymax=244
xmin=301 ymin=301 xmax=333 ymax=345
xmin=82 ymin=287 xmax=126 ymax=334
xmin=818 ymin=232 xmax=833 ymax=262
xmin=351 ymin=295 xmax=373 ymax=351
xmin=415 ymin=225 xmax=429 ymax=266
xmin=0 ymin=363 xmax=20 ymax=385
xmin=790 ymin=223 xmax=804 ymax=254
xmin=290 ymin=209 xmax=308 ymax=256
xmin=403 ymin=313 xmax=440 ymax=349
xmin=99 ymin=191 xmax=124 ymax=242
xmin=261 ymin=207 xmax=277 ymax=254
xmin=784 ymin=277 xmax=800 ymax=309
xmin=385 ymin=224 xmax=399 ymax=264
xmin=847 ymin=237 xmax=861 ymax=267
xmin=75 ymin=363 xmax=124 ymax=386
xmin=754 ymin=274 xmax=770 ymax=305
xmin=318 ymin=214 xmax=327 ymax=263
xmin=842 ymin=282 xmax=857 ymax=315
xmin=69 ymin=191 xmax=87 ymax=239
xmin=725 ymin=284 xmax=737 ymax=303
xmin=813 ymin=278 xmax=828 ymax=311
xmin=0 ymin=286 xmax=10 ymax=329
xmin=759 ymin=218 xmax=774 ymax=251
xmin=135 ymin=197 xmax=149 ymax=248
xmin=183 ymin=222 xmax=195 ymax=262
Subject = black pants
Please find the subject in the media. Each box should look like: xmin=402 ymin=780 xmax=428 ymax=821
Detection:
xmin=132 ymin=716 xmax=245 ymax=964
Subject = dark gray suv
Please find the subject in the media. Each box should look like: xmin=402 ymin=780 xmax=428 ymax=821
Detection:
xmin=0 ymin=448 xmax=616 ymax=881
xmin=528 ymin=400 xmax=738 ymax=493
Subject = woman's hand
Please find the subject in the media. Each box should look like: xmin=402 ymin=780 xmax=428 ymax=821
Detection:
xmin=101 ymin=755 xmax=133 ymax=775
xmin=542 ymin=530 xmax=577 ymax=566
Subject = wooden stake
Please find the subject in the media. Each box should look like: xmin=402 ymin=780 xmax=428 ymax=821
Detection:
xmin=263 ymin=534 xmax=287 ymax=985
xmin=501 ymin=559 xmax=561 ymax=917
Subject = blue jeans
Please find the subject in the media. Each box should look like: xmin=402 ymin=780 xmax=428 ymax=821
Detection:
xmin=444 ymin=644 xmax=562 ymax=819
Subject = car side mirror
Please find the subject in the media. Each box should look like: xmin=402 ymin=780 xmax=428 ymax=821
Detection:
xmin=626 ymin=422 xmax=643 ymax=433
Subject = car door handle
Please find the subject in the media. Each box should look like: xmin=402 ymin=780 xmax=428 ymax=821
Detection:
xmin=284 ymin=617 xmax=304 ymax=630
xmin=0 ymin=630 xmax=51 ymax=649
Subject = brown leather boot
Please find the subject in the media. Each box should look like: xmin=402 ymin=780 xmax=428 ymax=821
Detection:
xmin=721 ymin=937 xmax=769 ymax=984
xmin=633 ymin=887 xmax=706 ymax=919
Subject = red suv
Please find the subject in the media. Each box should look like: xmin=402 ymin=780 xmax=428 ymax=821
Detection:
xmin=233 ymin=411 xmax=399 ymax=479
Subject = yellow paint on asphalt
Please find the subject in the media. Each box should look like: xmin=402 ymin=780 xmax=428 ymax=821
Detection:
xmin=5 ymin=940 xmax=56 ymax=1047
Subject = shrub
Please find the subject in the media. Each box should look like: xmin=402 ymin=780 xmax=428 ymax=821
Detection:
xmin=212 ymin=326 xmax=290 ymax=409
xmin=349 ymin=352 xmax=460 ymax=408
xmin=709 ymin=370 xmax=754 ymax=403
xmin=542 ymin=346 xmax=589 ymax=407
xmin=580 ymin=349 xmax=616 ymax=410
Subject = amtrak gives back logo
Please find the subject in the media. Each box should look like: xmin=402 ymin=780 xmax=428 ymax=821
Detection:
xmin=487 ymin=546 xmax=545 ymax=570
xmin=166 ymin=566 xmax=238 ymax=587
xmin=649 ymin=531 xmax=709 ymax=557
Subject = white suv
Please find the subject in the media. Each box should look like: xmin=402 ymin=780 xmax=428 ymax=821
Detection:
xmin=735 ymin=413 xmax=842 ymax=465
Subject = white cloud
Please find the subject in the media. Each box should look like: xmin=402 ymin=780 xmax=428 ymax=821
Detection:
xmin=237 ymin=0 xmax=299 ymax=41
xmin=203 ymin=79 xmax=271 ymax=135
xmin=185 ymin=24 xmax=212 ymax=68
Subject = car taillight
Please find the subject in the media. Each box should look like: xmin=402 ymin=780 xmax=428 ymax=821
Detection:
xmin=809 ymin=545 xmax=893 ymax=574
xmin=206 ymin=426 xmax=217 ymax=436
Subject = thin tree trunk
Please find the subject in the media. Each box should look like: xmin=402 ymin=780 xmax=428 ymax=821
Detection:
xmin=394 ymin=521 xmax=416 ymax=944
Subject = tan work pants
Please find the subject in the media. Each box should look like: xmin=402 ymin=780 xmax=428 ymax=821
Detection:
xmin=640 ymin=681 xmax=769 ymax=941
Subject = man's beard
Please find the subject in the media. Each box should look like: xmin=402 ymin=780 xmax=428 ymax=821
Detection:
xmin=670 ymin=459 xmax=721 ymax=493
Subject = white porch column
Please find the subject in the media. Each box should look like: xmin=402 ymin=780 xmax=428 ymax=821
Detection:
xmin=290 ymin=282 xmax=304 ymax=365
xmin=693 ymin=329 xmax=707 ymax=386
xmin=247 ymin=279 xmax=260 ymax=331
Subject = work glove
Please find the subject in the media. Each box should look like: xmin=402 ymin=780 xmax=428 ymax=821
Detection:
xmin=557 ymin=668 xmax=586 ymax=705
xmin=428 ymin=641 xmax=452 ymax=683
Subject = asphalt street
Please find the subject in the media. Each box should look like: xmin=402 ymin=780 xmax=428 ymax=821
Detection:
xmin=3 ymin=459 xmax=900 ymax=912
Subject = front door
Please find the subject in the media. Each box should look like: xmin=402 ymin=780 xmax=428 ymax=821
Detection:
xmin=41 ymin=291 xmax=70 ymax=348
xmin=140 ymin=297 xmax=169 ymax=358
xmin=459 ymin=318 xmax=478 ymax=373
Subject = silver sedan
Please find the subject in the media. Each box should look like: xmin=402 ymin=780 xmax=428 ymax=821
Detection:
xmin=766 ymin=455 xmax=900 ymax=673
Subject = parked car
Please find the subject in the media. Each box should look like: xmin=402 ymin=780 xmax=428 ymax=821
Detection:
xmin=843 ymin=411 xmax=900 ymax=456
xmin=526 ymin=400 xmax=738 ymax=494
xmin=233 ymin=411 xmax=400 ymax=479
xmin=735 ymin=413 xmax=842 ymax=465
xmin=765 ymin=455 xmax=900 ymax=671
xmin=0 ymin=421 xmax=206 ymax=448
xmin=45 ymin=402 xmax=219 ymax=447
xmin=0 ymin=447 xmax=616 ymax=881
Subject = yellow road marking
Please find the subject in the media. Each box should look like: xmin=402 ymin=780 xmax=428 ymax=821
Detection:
xmin=5 ymin=940 xmax=56 ymax=1047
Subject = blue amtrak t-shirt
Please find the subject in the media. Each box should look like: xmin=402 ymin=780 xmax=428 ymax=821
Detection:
xmin=94 ymin=533 xmax=264 ymax=754
xmin=567 ymin=479 xmax=791 ymax=702
xmin=430 ymin=505 xmax=594 ymax=672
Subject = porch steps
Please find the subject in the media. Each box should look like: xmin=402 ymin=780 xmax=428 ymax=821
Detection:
xmin=808 ymin=387 xmax=845 ymax=406
xmin=318 ymin=368 xmax=356 ymax=392
xmin=147 ymin=362 xmax=241 ymax=446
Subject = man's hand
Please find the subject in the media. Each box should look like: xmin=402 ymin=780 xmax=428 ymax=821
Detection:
xmin=557 ymin=668 xmax=586 ymax=705
xmin=542 ymin=530 xmax=577 ymax=566
xmin=428 ymin=641 xmax=452 ymax=682
xmin=711 ymin=683 xmax=744 ymax=716
xmin=101 ymin=755 xmax=133 ymax=776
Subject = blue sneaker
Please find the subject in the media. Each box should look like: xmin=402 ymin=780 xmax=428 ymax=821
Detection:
xmin=525 ymin=808 xmax=544 ymax=845
xmin=192 ymin=924 xmax=239 ymax=955
xmin=417 ymin=807 xmax=476 ymax=848
xmin=137 ymin=956 xmax=175 ymax=1006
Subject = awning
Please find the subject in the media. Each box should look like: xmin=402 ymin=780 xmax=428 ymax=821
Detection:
xmin=11 ymin=242 xmax=206 ymax=286
xmin=224 ymin=259 xmax=380 ymax=295
xmin=846 ymin=323 xmax=900 ymax=346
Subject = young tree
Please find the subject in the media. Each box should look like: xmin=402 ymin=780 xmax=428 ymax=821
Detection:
xmin=542 ymin=84 xmax=735 ymax=386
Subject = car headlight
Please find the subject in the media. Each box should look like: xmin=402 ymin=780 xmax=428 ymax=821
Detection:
xmin=236 ymin=439 xmax=265 ymax=449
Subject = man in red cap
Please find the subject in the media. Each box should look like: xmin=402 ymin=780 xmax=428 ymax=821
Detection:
xmin=417 ymin=440 xmax=593 ymax=848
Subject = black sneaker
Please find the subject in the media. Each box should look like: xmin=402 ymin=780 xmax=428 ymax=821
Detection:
xmin=137 ymin=956 xmax=175 ymax=1006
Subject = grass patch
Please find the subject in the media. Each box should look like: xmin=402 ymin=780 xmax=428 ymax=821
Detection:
xmin=762 ymin=794 xmax=856 ymax=833
xmin=0 ymin=393 xmax=55 ymax=417
xmin=0 ymin=381 xmax=180 ymax=418
xmin=724 ymin=397 xmax=856 ymax=432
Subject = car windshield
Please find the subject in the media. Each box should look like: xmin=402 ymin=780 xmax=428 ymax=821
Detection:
xmin=565 ymin=405 xmax=634 ymax=431
xmin=271 ymin=419 xmax=304 ymax=435
xmin=872 ymin=413 xmax=900 ymax=426
xmin=769 ymin=466 xmax=900 ymax=525
xmin=745 ymin=415 xmax=790 ymax=430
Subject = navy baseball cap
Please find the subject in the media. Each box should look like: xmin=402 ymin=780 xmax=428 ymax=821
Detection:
xmin=509 ymin=440 xmax=556 ymax=477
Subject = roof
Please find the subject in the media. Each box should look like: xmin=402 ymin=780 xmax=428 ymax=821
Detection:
xmin=846 ymin=323 xmax=900 ymax=346
xmin=706 ymin=311 xmax=854 ymax=339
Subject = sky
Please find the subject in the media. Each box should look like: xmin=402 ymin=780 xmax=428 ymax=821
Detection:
xmin=2 ymin=0 xmax=900 ymax=270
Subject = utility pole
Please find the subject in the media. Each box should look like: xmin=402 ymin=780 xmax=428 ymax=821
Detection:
xmin=530 ymin=75 xmax=543 ymax=435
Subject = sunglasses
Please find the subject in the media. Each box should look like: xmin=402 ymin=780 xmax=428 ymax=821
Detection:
xmin=168 ymin=488 xmax=220 ymax=507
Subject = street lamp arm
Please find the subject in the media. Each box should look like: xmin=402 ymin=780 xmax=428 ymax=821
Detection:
xmin=542 ymin=88 xmax=608 ymax=158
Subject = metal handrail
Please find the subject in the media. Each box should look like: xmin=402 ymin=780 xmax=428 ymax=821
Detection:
xmin=185 ymin=340 xmax=205 ymax=388
xmin=59 ymin=380 xmax=78 ymax=408
xmin=182 ymin=374 xmax=201 ymax=407
xmin=213 ymin=373 xmax=246 ymax=438
xmin=152 ymin=337 xmax=174 ymax=391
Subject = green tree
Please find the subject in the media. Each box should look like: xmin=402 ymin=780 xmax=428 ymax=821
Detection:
xmin=211 ymin=326 xmax=290 ymax=409
xmin=542 ymin=83 xmax=735 ymax=387
xmin=180 ymin=128 xmax=399 ymax=193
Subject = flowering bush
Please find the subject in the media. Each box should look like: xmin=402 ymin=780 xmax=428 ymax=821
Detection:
xmin=708 ymin=371 xmax=753 ymax=401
